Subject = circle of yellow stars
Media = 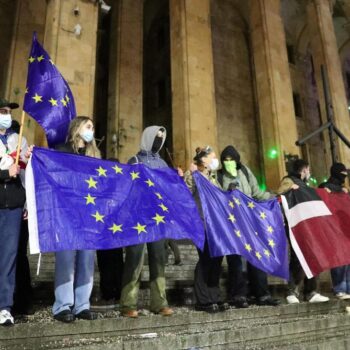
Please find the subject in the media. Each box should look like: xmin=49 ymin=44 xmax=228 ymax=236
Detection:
xmin=84 ymin=163 xmax=169 ymax=236
xmin=226 ymin=195 xmax=275 ymax=262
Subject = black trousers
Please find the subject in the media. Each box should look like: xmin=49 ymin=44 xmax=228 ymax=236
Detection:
xmin=288 ymin=246 xmax=317 ymax=298
xmin=96 ymin=248 xmax=124 ymax=300
xmin=165 ymin=239 xmax=181 ymax=264
xmin=226 ymin=254 xmax=270 ymax=299
xmin=194 ymin=241 xmax=223 ymax=305
xmin=13 ymin=220 xmax=33 ymax=312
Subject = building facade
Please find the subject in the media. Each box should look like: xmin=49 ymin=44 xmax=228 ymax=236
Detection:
xmin=1 ymin=0 xmax=350 ymax=189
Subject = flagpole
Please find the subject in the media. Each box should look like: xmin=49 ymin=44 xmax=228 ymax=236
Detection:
xmin=15 ymin=110 xmax=26 ymax=166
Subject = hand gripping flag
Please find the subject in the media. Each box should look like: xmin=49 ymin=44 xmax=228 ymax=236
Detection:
xmin=193 ymin=172 xmax=289 ymax=279
xmin=23 ymin=33 xmax=76 ymax=147
xmin=281 ymin=186 xmax=350 ymax=278
xmin=26 ymin=148 xmax=205 ymax=254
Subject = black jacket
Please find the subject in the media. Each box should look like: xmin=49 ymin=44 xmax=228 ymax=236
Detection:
xmin=0 ymin=169 xmax=26 ymax=209
xmin=319 ymin=177 xmax=344 ymax=193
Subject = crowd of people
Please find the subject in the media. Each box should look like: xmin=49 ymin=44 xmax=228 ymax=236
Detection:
xmin=0 ymin=98 xmax=349 ymax=327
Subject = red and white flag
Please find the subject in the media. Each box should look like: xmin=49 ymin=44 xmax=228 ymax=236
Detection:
xmin=281 ymin=187 xmax=350 ymax=278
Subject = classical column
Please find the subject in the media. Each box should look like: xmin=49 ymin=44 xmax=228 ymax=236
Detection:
xmin=107 ymin=0 xmax=143 ymax=162
xmin=33 ymin=0 xmax=99 ymax=146
xmin=307 ymin=0 xmax=350 ymax=165
xmin=4 ymin=0 xmax=47 ymax=145
xmin=250 ymin=0 xmax=300 ymax=189
xmin=169 ymin=0 xmax=218 ymax=168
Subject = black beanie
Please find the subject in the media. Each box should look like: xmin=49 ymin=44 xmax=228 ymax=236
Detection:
xmin=331 ymin=162 xmax=348 ymax=178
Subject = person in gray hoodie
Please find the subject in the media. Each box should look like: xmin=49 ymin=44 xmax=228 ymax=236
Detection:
xmin=120 ymin=126 xmax=174 ymax=318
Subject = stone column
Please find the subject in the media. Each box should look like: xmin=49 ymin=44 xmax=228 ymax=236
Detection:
xmin=169 ymin=0 xmax=218 ymax=168
xmin=4 ymin=0 xmax=47 ymax=145
xmin=107 ymin=0 xmax=143 ymax=162
xmin=34 ymin=0 xmax=99 ymax=146
xmin=250 ymin=0 xmax=300 ymax=189
xmin=307 ymin=0 xmax=350 ymax=165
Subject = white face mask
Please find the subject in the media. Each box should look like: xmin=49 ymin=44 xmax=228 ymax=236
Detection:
xmin=0 ymin=114 xmax=12 ymax=130
xmin=80 ymin=129 xmax=94 ymax=143
xmin=209 ymin=158 xmax=219 ymax=171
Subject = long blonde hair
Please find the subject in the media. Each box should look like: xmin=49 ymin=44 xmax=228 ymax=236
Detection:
xmin=67 ymin=116 xmax=101 ymax=158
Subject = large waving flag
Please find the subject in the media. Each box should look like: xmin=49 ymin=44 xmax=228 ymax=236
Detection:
xmin=281 ymin=187 xmax=350 ymax=278
xmin=26 ymin=148 xmax=205 ymax=254
xmin=23 ymin=33 xmax=76 ymax=147
xmin=193 ymin=172 xmax=288 ymax=279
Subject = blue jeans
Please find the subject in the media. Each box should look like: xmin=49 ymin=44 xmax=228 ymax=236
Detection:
xmin=331 ymin=265 xmax=350 ymax=294
xmin=0 ymin=208 xmax=22 ymax=311
xmin=53 ymin=250 xmax=95 ymax=315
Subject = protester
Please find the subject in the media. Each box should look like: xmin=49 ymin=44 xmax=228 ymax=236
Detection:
xmin=184 ymin=146 xmax=229 ymax=313
xmin=119 ymin=126 xmax=174 ymax=318
xmin=319 ymin=163 xmax=350 ymax=300
xmin=217 ymin=145 xmax=279 ymax=307
xmin=0 ymin=99 xmax=30 ymax=326
xmin=277 ymin=159 xmax=329 ymax=304
xmin=52 ymin=116 xmax=100 ymax=323
xmin=7 ymin=120 xmax=34 ymax=316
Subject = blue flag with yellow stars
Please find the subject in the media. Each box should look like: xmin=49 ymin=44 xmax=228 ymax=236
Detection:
xmin=26 ymin=148 xmax=205 ymax=254
xmin=193 ymin=172 xmax=288 ymax=279
xmin=23 ymin=33 xmax=76 ymax=147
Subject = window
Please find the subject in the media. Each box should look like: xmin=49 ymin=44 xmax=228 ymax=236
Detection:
xmin=293 ymin=92 xmax=303 ymax=118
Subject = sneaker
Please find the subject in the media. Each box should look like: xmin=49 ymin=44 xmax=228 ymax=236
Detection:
xmin=54 ymin=310 xmax=75 ymax=323
xmin=286 ymin=295 xmax=300 ymax=304
xmin=90 ymin=298 xmax=118 ymax=311
xmin=335 ymin=292 xmax=350 ymax=300
xmin=308 ymin=293 xmax=329 ymax=303
xmin=75 ymin=309 xmax=98 ymax=320
xmin=256 ymin=296 xmax=281 ymax=306
xmin=0 ymin=310 xmax=14 ymax=326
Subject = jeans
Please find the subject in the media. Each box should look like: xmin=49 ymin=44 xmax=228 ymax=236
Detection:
xmin=53 ymin=250 xmax=95 ymax=315
xmin=331 ymin=265 xmax=350 ymax=294
xmin=0 ymin=208 xmax=22 ymax=311
xmin=120 ymin=240 xmax=168 ymax=312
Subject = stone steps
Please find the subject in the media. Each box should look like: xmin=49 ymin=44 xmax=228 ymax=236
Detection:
xmin=1 ymin=301 xmax=349 ymax=349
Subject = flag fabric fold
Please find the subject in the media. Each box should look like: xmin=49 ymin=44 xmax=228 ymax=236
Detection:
xmin=193 ymin=172 xmax=289 ymax=280
xmin=281 ymin=187 xmax=350 ymax=278
xmin=26 ymin=148 xmax=205 ymax=254
xmin=23 ymin=33 xmax=76 ymax=147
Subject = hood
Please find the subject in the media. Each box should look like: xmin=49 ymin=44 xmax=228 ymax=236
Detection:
xmin=140 ymin=125 xmax=166 ymax=152
xmin=220 ymin=145 xmax=241 ymax=168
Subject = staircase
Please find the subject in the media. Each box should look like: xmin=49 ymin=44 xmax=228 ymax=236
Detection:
xmin=0 ymin=241 xmax=341 ymax=349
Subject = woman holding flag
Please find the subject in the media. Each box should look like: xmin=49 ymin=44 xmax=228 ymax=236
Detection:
xmin=53 ymin=116 xmax=100 ymax=323
xmin=184 ymin=146 xmax=229 ymax=313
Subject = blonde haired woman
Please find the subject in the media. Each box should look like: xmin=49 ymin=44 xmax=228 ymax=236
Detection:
xmin=53 ymin=116 xmax=100 ymax=323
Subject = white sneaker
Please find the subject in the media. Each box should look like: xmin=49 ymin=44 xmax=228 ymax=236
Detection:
xmin=0 ymin=310 xmax=14 ymax=326
xmin=335 ymin=292 xmax=350 ymax=300
xmin=286 ymin=295 xmax=300 ymax=304
xmin=308 ymin=293 xmax=329 ymax=303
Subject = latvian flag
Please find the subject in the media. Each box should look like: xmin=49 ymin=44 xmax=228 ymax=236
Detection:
xmin=281 ymin=186 xmax=350 ymax=278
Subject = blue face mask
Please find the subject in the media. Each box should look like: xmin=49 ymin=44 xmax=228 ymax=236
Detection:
xmin=80 ymin=129 xmax=94 ymax=143
xmin=0 ymin=114 xmax=12 ymax=130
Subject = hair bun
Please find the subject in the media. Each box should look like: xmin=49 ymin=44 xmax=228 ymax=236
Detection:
xmin=195 ymin=147 xmax=202 ymax=154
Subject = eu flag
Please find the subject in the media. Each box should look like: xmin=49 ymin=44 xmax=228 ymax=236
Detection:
xmin=26 ymin=148 xmax=205 ymax=254
xmin=193 ymin=172 xmax=288 ymax=279
xmin=23 ymin=33 xmax=76 ymax=147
